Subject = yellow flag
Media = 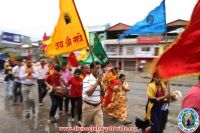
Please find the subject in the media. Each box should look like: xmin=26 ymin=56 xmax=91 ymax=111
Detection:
xmin=76 ymin=48 xmax=89 ymax=61
xmin=45 ymin=0 xmax=88 ymax=57
xmin=76 ymin=27 xmax=90 ymax=61
xmin=42 ymin=37 xmax=52 ymax=45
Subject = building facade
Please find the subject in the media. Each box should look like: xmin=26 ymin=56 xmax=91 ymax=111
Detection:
xmin=102 ymin=20 xmax=188 ymax=71
xmin=87 ymin=23 xmax=110 ymax=45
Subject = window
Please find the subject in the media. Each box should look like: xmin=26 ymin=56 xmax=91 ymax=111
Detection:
xmin=141 ymin=47 xmax=150 ymax=52
xmin=107 ymin=46 xmax=117 ymax=53
xmin=127 ymin=47 xmax=134 ymax=54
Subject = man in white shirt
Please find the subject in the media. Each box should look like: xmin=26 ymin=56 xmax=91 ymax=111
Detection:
xmin=12 ymin=58 xmax=23 ymax=104
xmin=20 ymin=59 xmax=38 ymax=118
xmin=82 ymin=62 xmax=104 ymax=133
xmin=36 ymin=59 xmax=49 ymax=106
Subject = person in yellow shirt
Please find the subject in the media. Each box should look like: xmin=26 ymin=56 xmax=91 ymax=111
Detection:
xmin=144 ymin=75 xmax=170 ymax=133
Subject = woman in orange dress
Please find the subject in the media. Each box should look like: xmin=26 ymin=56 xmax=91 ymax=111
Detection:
xmin=105 ymin=74 xmax=132 ymax=125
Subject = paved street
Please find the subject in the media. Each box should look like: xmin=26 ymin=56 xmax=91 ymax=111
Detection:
xmin=0 ymin=72 xmax=198 ymax=133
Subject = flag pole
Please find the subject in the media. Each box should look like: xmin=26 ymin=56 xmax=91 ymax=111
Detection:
xmin=72 ymin=0 xmax=95 ymax=63
xmin=164 ymin=0 xmax=170 ymax=94
xmin=164 ymin=0 xmax=168 ymax=51
xmin=164 ymin=33 xmax=168 ymax=48
xmin=164 ymin=32 xmax=171 ymax=95
xmin=88 ymin=44 xmax=95 ymax=63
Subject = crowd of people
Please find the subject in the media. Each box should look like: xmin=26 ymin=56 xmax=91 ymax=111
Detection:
xmin=3 ymin=57 xmax=197 ymax=133
xmin=3 ymin=58 xmax=132 ymax=132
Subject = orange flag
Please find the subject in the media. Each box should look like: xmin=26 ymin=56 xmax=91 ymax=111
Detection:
xmin=45 ymin=0 xmax=88 ymax=57
xmin=154 ymin=0 xmax=200 ymax=79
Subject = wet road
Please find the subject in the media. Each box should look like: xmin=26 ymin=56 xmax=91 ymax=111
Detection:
xmin=0 ymin=72 xmax=197 ymax=133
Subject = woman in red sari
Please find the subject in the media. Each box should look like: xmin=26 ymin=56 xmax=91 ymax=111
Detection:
xmin=102 ymin=67 xmax=119 ymax=107
xmin=104 ymin=74 xmax=131 ymax=125
xmin=103 ymin=79 xmax=117 ymax=107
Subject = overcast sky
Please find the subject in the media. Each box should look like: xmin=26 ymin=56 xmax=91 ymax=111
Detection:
xmin=0 ymin=0 xmax=198 ymax=41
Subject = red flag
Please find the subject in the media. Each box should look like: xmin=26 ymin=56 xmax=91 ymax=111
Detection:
xmin=39 ymin=32 xmax=48 ymax=51
xmin=43 ymin=32 xmax=48 ymax=41
xmin=69 ymin=52 xmax=78 ymax=67
xmin=39 ymin=44 xmax=47 ymax=50
xmin=154 ymin=1 xmax=200 ymax=79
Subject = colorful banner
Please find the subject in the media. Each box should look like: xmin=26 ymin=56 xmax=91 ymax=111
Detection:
xmin=119 ymin=0 xmax=166 ymax=40
xmin=45 ymin=0 xmax=88 ymax=57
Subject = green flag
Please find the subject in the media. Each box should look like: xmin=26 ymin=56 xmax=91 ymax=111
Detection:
xmin=93 ymin=35 xmax=109 ymax=67
xmin=56 ymin=55 xmax=63 ymax=67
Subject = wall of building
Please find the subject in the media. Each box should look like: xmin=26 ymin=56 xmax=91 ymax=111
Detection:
xmin=106 ymin=44 xmax=158 ymax=57
xmin=134 ymin=44 xmax=159 ymax=57
xmin=104 ymin=43 xmax=160 ymax=71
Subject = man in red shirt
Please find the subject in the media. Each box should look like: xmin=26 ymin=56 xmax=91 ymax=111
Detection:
xmin=45 ymin=65 xmax=63 ymax=123
xmin=67 ymin=68 xmax=83 ymax=126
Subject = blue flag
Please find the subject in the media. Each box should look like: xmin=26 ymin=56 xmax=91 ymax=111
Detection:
xmin=119 ymin=0 xmax=166 ymax=40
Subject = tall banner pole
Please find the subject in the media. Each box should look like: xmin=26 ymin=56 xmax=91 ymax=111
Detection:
xmin=72 ymin=0 xmax=95 ymax=63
